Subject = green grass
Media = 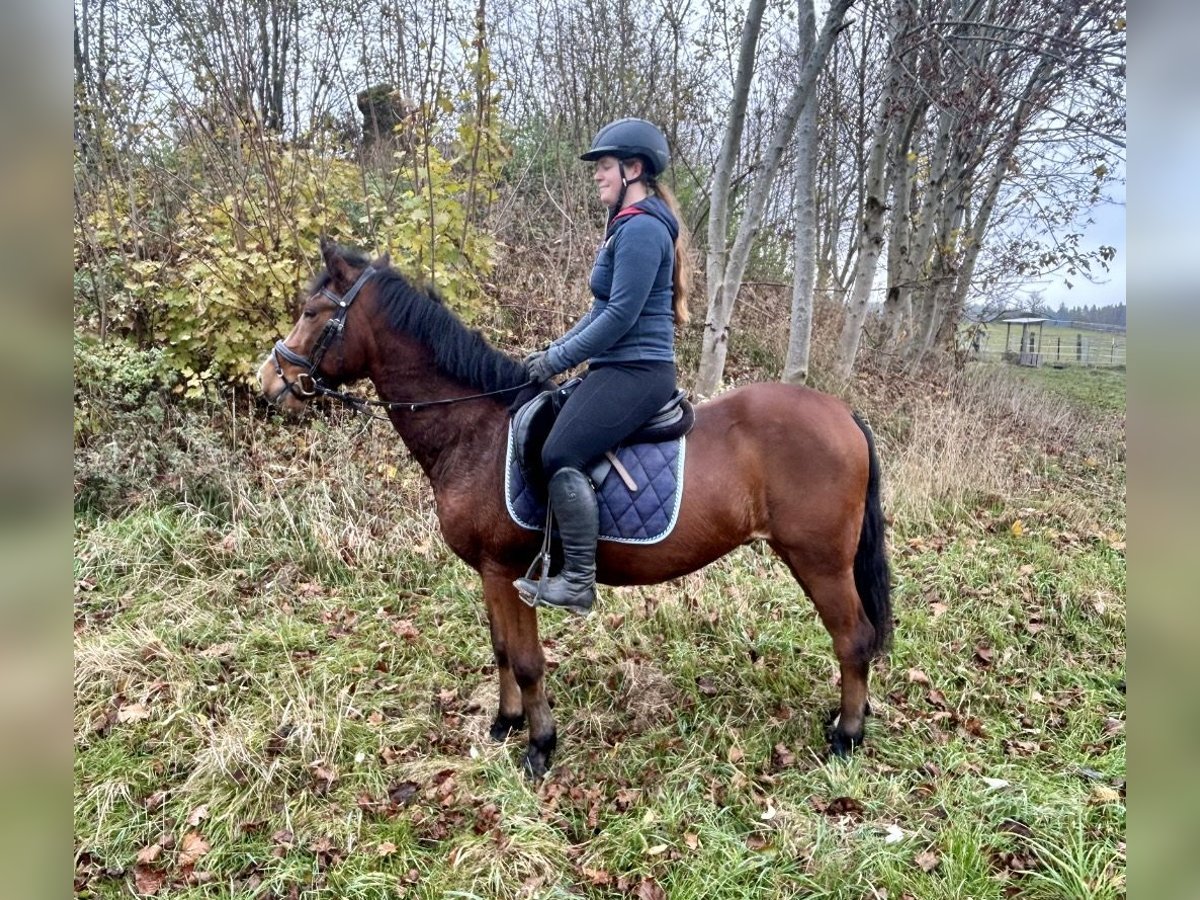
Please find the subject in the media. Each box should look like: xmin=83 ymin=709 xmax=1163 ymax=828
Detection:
xmin=1006 ymin=365 xmax=1126 ymax=417
xmin=75 ymin=375 xmax=1124 ymax=899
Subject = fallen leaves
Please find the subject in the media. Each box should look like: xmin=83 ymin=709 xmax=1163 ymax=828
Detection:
xmin=914 ymin=848 xmax=941 ymax=872
xmin=133 ymin=864 xmax=166 ymax=896
xmin=186 ymin=804 xmax=209 ymax=827
xmin=177 ymin=831 xmax=210 ymax=868
xmin=907 ymin=668 xmax=931 ymax=686
xmin=117 ymin=702 xmax=151 ymax=723
xmin=135 ymin=843 xmax=163 ymax=864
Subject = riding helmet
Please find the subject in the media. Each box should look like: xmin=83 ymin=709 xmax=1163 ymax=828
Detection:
xmin=579 ymin=118 xmax=670 ymax=176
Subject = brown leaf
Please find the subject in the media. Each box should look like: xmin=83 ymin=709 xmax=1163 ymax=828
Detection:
xmin=771 ymin=742 xmax=796 ymax=770
xmin=582 ymin=866 xmax=612 ymax=885
xmin=696 ymin=675 xmax=718 ymax=696
xmin=930 ymin=601 xmax=949 ymax=619
xmin=926 ymin=689 xmax=950 ymax=709
xmin=974 ymin=645 xmax=995 ymax=666
xmin=310 ymin=761 xmax=337 ymax=793
xmin=266 ymin=724 xmax=294 ymax=758
xmin=907 ymin=668 xmax=931 ymax=686
xmin=614 ymin=787 xmax=640 ymax=810
xmin=745 ymin=834 xmax=769 ymax=851
xmin=824 ymin=796 xmax=864 ymax=818
xmin=683 ymin=832 xmax=699 ymax=850
xmin=634 ymin=877 xmax=666 ymax=900
xmin=961 ymin=717 xmax=986 ymax=738
xmin=914 ymin=849 xmax=941 ymax=872
xmin=177 ymin=831 xmax=210 ymax=867
xmin=727 ymin=745 xmax=744 ymax=764
xmin=1090 ymin=785 xmax=1122 ymax=804
xmin=386 ymin=780 xmax=419 ymax=807
xmin=118 ymin=702 xmax=152 ymax=723
xmin=998 ymin=819 xmax=1032 ymax=839
xmin=144 ymin=790 xmax=168 ymax=812
xmin=186 ymin=804 xmax=209 ymax=826
xmin=392 ymin=619 xmax=420 ymax=641
xmin=133 ymin=864 xmax=165 ymax=896
xmin=135 ymin=844 xmax=163 ymax=864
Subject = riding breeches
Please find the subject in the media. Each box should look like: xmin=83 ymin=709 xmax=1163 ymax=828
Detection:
xmin=540 ymin=361 xmax=677 ymax=474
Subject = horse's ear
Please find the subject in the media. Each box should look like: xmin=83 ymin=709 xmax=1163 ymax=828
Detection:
xmin=320 ymin=237 xmax=353 ymax=286
xmin=377 ymin=251 xmax=391 ymax=269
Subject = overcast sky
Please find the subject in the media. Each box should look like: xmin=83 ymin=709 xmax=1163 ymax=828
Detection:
xmin=1030 ymin=177 xmax=1126 ymax=310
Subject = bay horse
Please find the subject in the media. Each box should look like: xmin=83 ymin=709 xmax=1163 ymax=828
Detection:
xmin=259 ymin=240 xmax=892 ymax=778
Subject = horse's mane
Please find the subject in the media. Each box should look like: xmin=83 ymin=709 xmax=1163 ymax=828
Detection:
xmin=311 ymin=250 xmax=527 ymax=395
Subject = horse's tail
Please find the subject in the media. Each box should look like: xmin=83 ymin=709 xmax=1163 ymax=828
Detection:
xmin=852 ymin=412 xmax=893 ymax=658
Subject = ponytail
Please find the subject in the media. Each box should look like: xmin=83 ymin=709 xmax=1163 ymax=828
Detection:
xmin=647 ymin=178 xmax=692 ymax=326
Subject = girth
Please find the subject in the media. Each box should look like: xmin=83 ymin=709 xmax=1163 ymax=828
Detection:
xmin=510 ymin=377 xmax=695 ymax=490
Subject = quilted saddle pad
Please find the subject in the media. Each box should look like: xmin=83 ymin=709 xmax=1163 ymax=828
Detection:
xmin=504 ymin=423 xmax=686 ymax=545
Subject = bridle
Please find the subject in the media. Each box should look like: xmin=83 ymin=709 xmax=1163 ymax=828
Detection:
xmin=271 ymin=265 xmax=377 ymax=399
xmin=269 ymin=264 xmax=533 ymax=416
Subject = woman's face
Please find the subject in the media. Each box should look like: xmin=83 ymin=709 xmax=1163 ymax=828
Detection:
xmin=593 ymin=156 xmax=641 ymax=207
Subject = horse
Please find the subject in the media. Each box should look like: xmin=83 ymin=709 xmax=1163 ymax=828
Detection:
xmin=259 ymin=239 xmax=893 ymax=778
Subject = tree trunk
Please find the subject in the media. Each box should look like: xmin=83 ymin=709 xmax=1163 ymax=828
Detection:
xmin=882 ymin=101 xmax=924 ymax=345
xmin=698 ymin=0 xmax=767 ymax=398
xmin=697 ymin=0 xmax=854 ymax=397
xmin=831 ymin=0 xmax=908 ymax=381
xmin=783 ymin=0 xmax=818 ymax=385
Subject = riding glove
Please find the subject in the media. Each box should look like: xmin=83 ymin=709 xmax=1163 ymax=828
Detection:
xmin=524 ymin=349 xmax=559 ymax=384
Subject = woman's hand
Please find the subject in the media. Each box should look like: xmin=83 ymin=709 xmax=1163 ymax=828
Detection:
xmin=523 ymin=350 xmax=558 ymax=384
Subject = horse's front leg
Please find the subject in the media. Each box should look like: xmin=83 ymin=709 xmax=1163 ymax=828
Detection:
xmin=483 ymin=571 xmax=526 ymax=740
xmin=482 ymin=570 xmax=556 ymax=776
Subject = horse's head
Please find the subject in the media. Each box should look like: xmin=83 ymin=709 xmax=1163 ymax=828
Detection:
xmin=259 ymin=238 xmax=389 ymax=414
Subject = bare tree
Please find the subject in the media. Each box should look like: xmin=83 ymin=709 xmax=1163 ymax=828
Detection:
xmin=782 ymin=0 xmax=818 ymax=385
xmin=696 ymin=0 xmax=855 ymax=398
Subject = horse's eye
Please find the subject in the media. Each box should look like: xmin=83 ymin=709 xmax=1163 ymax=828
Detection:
xmin=302 ymin=309 xmax=317 ymax=318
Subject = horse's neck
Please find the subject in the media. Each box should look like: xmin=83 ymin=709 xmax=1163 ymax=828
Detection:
xmin=369 ymin=356 xmax=506 ymax=485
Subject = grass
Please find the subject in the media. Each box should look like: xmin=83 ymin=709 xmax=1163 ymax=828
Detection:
xmin=74 ymin=366 xmax=1124 ymax=899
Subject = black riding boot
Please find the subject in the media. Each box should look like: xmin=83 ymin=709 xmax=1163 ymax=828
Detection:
xmin=515 ymin=467 xmax=598 ymax=616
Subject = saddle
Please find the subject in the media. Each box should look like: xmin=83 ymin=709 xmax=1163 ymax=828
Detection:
xmin=510 ymin=376 xmax=695 ymax=491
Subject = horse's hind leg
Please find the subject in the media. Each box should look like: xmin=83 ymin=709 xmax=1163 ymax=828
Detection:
xmin=772 ymin=549 xmax=877 ymax=756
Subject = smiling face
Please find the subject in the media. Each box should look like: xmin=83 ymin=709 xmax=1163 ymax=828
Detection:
xmin=592 ymin=155 xmax=644 ymax=207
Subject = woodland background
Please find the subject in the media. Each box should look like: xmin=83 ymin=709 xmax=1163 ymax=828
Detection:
xmin=73 ymin=2 xmax=1126 ymax=898
xmin=73 ymin=0 xmax=1125 ymax=399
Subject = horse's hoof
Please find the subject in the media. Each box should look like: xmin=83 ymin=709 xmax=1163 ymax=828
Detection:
xmin=827 ymin=730 xmax=862 ymax=758
xmin=490 ymin=712 xmax=525 ymax=742
xmin=521 ymin=731 xmax=557 ymax=780
xmin=825 ymin=711 xmax=864 ymax=758
xmin=522 ymin=748 xmax=550 ymax=780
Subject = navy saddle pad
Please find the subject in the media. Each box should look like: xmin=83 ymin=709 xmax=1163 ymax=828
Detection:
xmin=504 ymin=424 xmax=687 ymax=545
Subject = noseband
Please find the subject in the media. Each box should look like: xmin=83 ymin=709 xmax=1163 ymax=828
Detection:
xmin=271 ymin=266 xmax=377 ymax=398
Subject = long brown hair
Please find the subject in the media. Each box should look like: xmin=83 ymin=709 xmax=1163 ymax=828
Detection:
xmin=647 ymin=178 xmax=692 ymax=326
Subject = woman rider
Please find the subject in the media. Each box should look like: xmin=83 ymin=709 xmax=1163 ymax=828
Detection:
xmin=515 ymin=118 xmax=692 ymax=615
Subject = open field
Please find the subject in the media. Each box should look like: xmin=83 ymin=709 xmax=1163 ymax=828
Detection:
xmin=970 ymin=323 xmax=1126 ymax=368
xmin=74 ymin=365 xmax=1125 ymax=899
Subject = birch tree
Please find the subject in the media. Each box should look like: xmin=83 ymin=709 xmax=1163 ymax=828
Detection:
xmin=830 ymin=0 xmax=911 ymax=380
xmin=696 ymin=0 xmax=854 ymax=398
xmin=782 ymin=0 xmax=818 ymax=385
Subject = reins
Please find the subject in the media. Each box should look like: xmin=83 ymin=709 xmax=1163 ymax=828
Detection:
xmin=270 ymin=265 xmax=534 ymax=419
xmin=297 ymin=378 xmax=535 ymax=420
